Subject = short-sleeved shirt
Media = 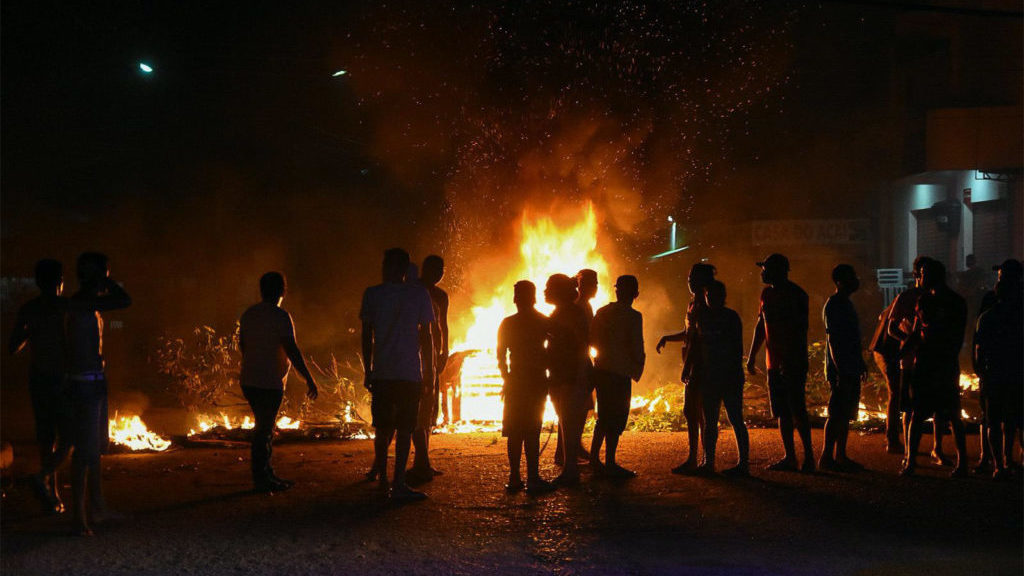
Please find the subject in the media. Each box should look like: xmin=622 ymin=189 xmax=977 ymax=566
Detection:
xmin=696 ymin=306 xmax=744 ymax=388
xmin=824 ymin=293 xmax=867 ymax=381
xmin=547 ymin=304 xmax=589 ymax=386
xmin=758 ymin=280 xmax=809 ymax=371
xmin=14 ymin=296 xmax=68 ymax=376
xmin=591 ymin=302 xmax=645 ymax=382
xmin=239 ymin=302 xmax=296 ymax=390
xmin=497 ymin=309 xmax=549 ymax=385
xmin=360 ymin=282 xmax=435 ymax=383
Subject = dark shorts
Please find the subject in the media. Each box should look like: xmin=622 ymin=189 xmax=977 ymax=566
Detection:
xmin=415 ymin=375 xmax=439 ymax=430
xmin=29 ymin=372 xmax=72 ymax=449
xmin=502 ymin=376 xmax=547 ymax=437
xmin=594 ymin=369 xmax=631 ymax=436
xmin=370 ymin=380 xmax=421 ymax=433
xmin=981 ymin=378 xmax=1023 ymax=427
xmin=68 ymin=378 xmax=109 ymax=464
xmin=827 ymin=372 xmax=862 ymax=422
xmin=682 ymin=378 xmax=703 ymax=419
xmin=767 ymin=367 xmax=808 ymax=421
xmin=702 ymin=379 xmax=744 ymax=424
xmin=908 ymin=364 xmax=961 ymax=419
xmin=549 ymin=378 xmax=589 ymax=419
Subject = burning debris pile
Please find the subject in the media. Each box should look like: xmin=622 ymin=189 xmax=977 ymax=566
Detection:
xmin=107 ymin=413 xmax=172 ymax=453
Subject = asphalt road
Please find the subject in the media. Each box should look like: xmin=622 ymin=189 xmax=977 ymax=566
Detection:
xmin=2 ymin=429 xmax=1021 ymax=575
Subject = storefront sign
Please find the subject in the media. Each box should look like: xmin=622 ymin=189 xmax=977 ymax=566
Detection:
xmin=751 ymin=219 xmax=871 ymax=246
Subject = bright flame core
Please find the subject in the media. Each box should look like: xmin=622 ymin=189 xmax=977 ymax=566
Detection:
xmin=451 ymin=202 xmax=611 ymax=425
xmin=108 ymin=413 xmax=172 ymax=452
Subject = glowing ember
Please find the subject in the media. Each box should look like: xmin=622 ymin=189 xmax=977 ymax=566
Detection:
xmin=108 ymin=413 xmax=172 ymax=452
xmin=959 ymin=372 xmax=980 ymax=392
xmin=451 ymin=202 xmax=611 ymax=427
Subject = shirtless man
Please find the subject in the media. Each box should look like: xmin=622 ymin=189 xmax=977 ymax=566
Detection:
xmin=747 ymin=254 xmax=815 ymax=473
xmin=497 ymin=281 xmax=555 ymax=493
xmin=9 ymin=259 xmax=72 ymax=513
xmin=65 ymin=253 xmax=131 ymax=535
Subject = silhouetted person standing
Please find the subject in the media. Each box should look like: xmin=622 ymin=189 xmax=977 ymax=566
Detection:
xmin=695 ymin=280 xmax=749 ymax=476
xmin=590 ymin=275 xmax=645 ymax=477
xmin=658 ymin=263 xmax=715 ymax=474
xmin=870 ymin=294 xmax=904 ymax=455
xmin=545 ymin=274 xmax=589 ymax=485
xmin=403 ymin=255 xmax=444 ymax=479
xmin=497 ymin=281 xmax=555 ymax=493
xmin=568 ymin=268 xmax=598 ymax=464
xmin=819 ymin=264 xmax=868 ymax=472
xmin=902 ymin=259 xmax=969 ymax=477
xmin=66 ymin=252 xmax=131 ymax=535
xmin=972 ymin=258 xmax=1022 ymax=473
xmin=361 ymin=248 xmax=435 ymax=500
xmin=239 ymin=272 xmax=318 ymax=494
xmin=747 ymin=253 xmax=815 ymax=473
xmin=973 ymin=260 xmax=1023 ymax=480
xmin=887 ymin=256 xmax=949 ymax=464
xmin=9 ymin=259 xmax=72 ymax=514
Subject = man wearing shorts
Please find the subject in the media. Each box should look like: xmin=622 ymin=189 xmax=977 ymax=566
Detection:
xmin=9 ymin=259 xmax=72 ymax=514
xmin=902 ymin=259 xmax=969 ymax=477
xmin=747 ymin=253 xmax=815 ymax=473
xmin=361 ymin=248 xmax=435 ymax=500
xmin=696 ymin=280 xmax=749 ymax=476
xmin=590 ymin=275 xmax=645 ymax=478
xmin=408 ymin=255 xmax=449 ymax=482
xmin=497 ymin=280 xmax=555 ymax=493
xmin=819 ymin=264 xmax=868 ymax=472
xmin=66 ymin=253 xmax=132 ymax=535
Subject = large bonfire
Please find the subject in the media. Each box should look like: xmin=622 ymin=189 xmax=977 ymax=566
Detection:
xmin=449 ymin=202 xmax=612 ymax=428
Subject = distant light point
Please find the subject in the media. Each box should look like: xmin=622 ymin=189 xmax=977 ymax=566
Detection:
xmin=332 ymin=70 xmax=347 ymax=77
xmin=139 ymin=62 xmax=154 ymax=74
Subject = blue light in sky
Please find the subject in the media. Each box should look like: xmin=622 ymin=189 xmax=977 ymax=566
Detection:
xmin=139 ymin=62 xmax=154 ymax=74
xmin=332 ymin=70 xmax=347 ymax=77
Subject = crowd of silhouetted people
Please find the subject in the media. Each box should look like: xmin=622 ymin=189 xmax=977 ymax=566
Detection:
xmin=9 ymin=247 xmax=1023 ymax=533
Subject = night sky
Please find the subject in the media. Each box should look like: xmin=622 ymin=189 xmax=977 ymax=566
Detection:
xmin=2 ymin=1 xmax=1021 ymax=402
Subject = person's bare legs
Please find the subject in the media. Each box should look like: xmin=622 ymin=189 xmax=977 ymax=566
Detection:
xmin=409 ymin=428 xmax=434 ymax=479
xmin=589 ymin=423 xmax=605 ymax=467
xmin=989 ymin=420 xmax=1008 ymax=479
xmin=722 ymin=395 xmax=749 ymax=474
xmin=794 ymin=409 xmax=815 ymax=472
xmin=371 ymin=428 xmax=394 ymax=485
xmin=770 ymin=416 xmax=799 ymax=470
xmin=556 ymin=409 xmax=582 ymax=485
xmin=392 ymin=429 xmax=419 ymax=496
xmin=506 ymin=433 xmax=524 ymax=489
xmin=931 ymin=418 xmax=953 ymax=466
xmin=902 ymin=412 xmax=926 ymax=475
xmin=674 ymin=384 xmax=702 ymax=471
xmin=820 ymin=415 xmax=838 ymax=469
xmin=950 ymin=416 xmax=968 ymax=477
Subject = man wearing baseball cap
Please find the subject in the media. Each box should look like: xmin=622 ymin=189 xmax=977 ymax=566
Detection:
xmin=747 ymin=253 xmax=815 ymax=473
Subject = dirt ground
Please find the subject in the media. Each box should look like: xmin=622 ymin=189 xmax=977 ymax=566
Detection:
xmin=2 ymin=429 xmax=1021 ymax=576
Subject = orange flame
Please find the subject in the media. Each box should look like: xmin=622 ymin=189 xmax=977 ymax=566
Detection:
xmin=449 ymin=202 xmax=611 ymax=426
xmin=108 ymin=413 xmax=172 ymax=452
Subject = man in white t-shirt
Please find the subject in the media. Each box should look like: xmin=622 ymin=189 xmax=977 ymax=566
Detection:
xmin=361 ymin=248 xmax=435 ymax=500
xmin=239 ymin=272 xmax=318 ymax=493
